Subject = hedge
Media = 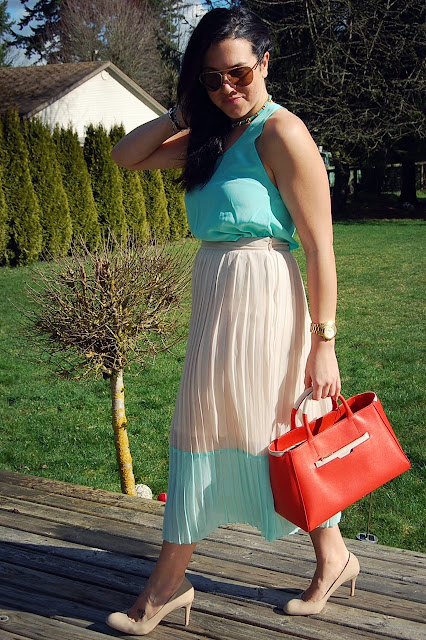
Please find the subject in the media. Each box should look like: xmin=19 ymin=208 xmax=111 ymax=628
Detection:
xmin=0 ymin=112 xmax=190 ymax=265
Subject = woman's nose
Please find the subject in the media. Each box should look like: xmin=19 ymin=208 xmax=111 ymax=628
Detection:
xmin=221 ymin=73 xmax=237 ymax=90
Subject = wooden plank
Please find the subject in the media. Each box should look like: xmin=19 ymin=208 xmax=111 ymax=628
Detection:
xmin=0 ymin=608 xmax=120 ymax=640
xmin=2 ymin=487 xmax=424 ymax=591
xmin=0 ymin=630 xmax=34 ymax=640
xmin=192 ymin=589 xmax=425 ymax=640
xmin=0 ymin=607 xmax=204 ymax=640
xmin=0 ymin=482 xmax=165 ymax=532
xmin=1 ymin=534 xmax=424 ymax=625
xmin=0 ymin=502 xmax=423 ymax=611
xmin=0 ymin=507 xmax=161 ymax=561
xmin=0 ymin=573 xmax=402 ymax=640
xmin=1 ymin=482 xmax=425 ymax=588
xmin=0 ymin=469 xmax=166 ymax=515
xmin=1 ymin=537 xmax=414 ymax=626
xmin=0 ymin=585 xmax=306 ymax=640
xmin=2 ymin=470 xmax=424 ymax=569
xmin=214 ymin=526 xmax=426 ymax=569
xmin=0 ymin=475 xmax=424 ymax=640
xmin=1 ymin=552 xmax=424 ymax=640
xmin=222 ymin=523 xmax=426 ymax=567
xmin=0 ymin=510 xmax=422 ymax=638
xmin=0 ymin=586 xmax=205 ymax=640
xmin=0 ymin=502 xmax=423 ymax=606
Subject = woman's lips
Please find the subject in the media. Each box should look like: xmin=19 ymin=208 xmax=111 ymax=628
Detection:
xmin=223 ymin=96 xmax=242 ymax=105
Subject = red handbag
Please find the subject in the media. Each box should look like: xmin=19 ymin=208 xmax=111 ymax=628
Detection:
xmin=268 ymin=388 xmax=411 ymax=532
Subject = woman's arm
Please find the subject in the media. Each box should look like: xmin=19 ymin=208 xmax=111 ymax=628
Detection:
xmin=111 ymin=111 xmax=189 ymax=171
xmin=258 ymin=110 xmax=341 ymax=401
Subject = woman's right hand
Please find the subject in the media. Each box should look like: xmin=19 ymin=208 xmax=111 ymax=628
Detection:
xmin=304 ymin=336 xmax=341 ymax=402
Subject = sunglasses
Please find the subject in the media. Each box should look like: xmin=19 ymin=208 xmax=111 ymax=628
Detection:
xmin=199 ymin=60 xmax=260 ymax=92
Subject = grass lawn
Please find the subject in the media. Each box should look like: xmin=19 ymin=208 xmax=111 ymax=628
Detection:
xmin=0 ymin=221 xmax=424 ymax=552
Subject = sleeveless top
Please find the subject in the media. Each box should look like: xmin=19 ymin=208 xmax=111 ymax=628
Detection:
xmin=184 ymin=101 xmax=298 ymax=250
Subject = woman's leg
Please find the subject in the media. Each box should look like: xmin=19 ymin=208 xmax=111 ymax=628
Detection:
xmin=303 ymin=525 xmax=349 ymax=601
xmin=127 ymin=540 xmax=197 ymax=622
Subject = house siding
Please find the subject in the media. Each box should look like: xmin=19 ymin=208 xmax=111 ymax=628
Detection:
xmin=37 ymin=69 xmax=163 ymax=142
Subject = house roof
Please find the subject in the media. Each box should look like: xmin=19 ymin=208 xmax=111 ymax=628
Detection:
xmin=0 ymin=61 xmax=167 ymax=118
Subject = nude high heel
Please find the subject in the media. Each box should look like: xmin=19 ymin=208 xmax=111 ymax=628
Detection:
xmin=106 ymin=577 xmax=194 ymax=635
xmin=283 ymin=552 xmax=360 ymax=616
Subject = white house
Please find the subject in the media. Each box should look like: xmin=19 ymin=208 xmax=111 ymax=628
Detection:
xmin=0 ymin=61 xmax=167 ymax=143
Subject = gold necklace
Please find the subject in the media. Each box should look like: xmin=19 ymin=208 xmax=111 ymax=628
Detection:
xmin=231 ymin=95 xmax=273 ymax=128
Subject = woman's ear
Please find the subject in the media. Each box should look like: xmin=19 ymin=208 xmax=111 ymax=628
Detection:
xmin=261 ymin=51 xmax=269 ymax=78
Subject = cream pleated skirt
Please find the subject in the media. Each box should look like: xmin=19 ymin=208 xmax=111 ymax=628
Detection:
xmin=163 ymin=237 xmax=340 ymax=544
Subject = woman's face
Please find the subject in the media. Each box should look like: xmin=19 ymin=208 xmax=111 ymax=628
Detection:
xmin=201 ymin=38 xmax=269 ymax=122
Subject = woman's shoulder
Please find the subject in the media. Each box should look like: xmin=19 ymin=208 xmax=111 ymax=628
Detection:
xmin=264 ymin=107 xmax=311 ymax=145
xmin=259 ymin=106 xmax=316 ymax=161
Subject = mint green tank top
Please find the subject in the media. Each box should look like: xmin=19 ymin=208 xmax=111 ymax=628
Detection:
xmin=184 ymin=101 xmax=298 ymax=250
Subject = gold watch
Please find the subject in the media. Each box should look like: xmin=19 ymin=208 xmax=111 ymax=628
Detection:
xmin=310 ymin=321 xmax=337 ymax=341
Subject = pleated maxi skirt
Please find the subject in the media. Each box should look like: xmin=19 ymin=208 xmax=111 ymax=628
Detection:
xmin=163 ymin=237 xmax=340 ymax=544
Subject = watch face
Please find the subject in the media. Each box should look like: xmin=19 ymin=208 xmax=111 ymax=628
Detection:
xmin=324 ymin=326 xmax=336 ymax=339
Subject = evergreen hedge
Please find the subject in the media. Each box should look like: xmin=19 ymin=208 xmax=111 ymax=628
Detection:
xmin=109 ymin=124 xmax=150 ymax=243
xmin=84 ymin=124 xmax=127 ymax=240
xmin=0 ymin=114 xmax=190 ymax=265
xmin=53 ymin=125 xmax=100 ymax=249
xmin=0 ymin=119 xmax=9 ymax=262
xmin=25 ymin=118 xmax=72 ymax=258
xmin=162 ymin=168 xmax=190 ymax=240
xmin=139 ymin=169 xmax=170 ymax=242
xmin=1 ymin=110 xmax=42 ymax=265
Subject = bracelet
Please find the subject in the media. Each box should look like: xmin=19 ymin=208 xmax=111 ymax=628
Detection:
xmin=168 ymin=106 xmax=186 ymax=134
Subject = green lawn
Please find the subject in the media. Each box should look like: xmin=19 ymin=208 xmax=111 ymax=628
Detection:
xmin=0 ymin=221 xmax=424 ymax=551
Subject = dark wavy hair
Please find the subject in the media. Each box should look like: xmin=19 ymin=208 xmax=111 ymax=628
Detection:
xmin=178 ymin=7 xmax=271 ymax=191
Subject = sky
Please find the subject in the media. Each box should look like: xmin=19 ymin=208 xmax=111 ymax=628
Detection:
xmin=7 ymin=0 xmax=31 ymax=26
xmin=6 ymin=1 xmax=36 ymax=65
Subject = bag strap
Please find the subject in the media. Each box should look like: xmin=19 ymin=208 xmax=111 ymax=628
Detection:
xmin=291 ymin=387 xmax=353 ymax=438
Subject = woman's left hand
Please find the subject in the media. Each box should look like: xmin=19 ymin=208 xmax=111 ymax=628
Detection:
xmin=304 ymin=337 xmax=341 ymax=402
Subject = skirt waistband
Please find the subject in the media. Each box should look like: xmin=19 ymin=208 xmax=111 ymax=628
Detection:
xmin=200 ymin=237 xmax=290 ymax=251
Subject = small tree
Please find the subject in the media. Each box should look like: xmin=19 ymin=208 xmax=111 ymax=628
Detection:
xmin=84 ymin=124 xmax=127 ymax=238
xmin=162 ymin=168 xmax=189 ymax=240
xmin=139 ymin=169 xmax=170 ymax=241
xmin=25 ymin=117 xmax=72 ymax=257
xmin=25 ymin=234 xmax=193 ymax=495
xmin=1 ymin=110 xmax=42 ymax=265
xmin=53 ymin=124 xmax=101 ymax=248
xmin=110 ymin=124 xmax=150 ymax=243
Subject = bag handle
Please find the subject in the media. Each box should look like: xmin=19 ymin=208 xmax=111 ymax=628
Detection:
xmin=291 ymin=387 xmax=353 ymax=439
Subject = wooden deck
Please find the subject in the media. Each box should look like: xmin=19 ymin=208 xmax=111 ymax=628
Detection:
xmin=0 ymin=469 xmax=424 ymax=640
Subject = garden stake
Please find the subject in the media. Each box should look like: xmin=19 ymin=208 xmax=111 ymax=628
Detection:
xmin=356 ymin=492 xmax=378 ymax=543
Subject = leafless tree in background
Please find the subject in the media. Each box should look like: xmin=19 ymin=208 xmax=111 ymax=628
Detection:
xmin=51 ymin=0 xmax=175 ymax=104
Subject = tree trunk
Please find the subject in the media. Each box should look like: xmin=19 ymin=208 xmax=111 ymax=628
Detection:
xmin=110 ymin=369 xmax=137 ymax=495
xmin=361 ymin=155 xmax=386 ymax=196
xmin=399 ymin=158 xmax=417 ymax=205
xmin=331 ymin=157 xmax=350 ymax=218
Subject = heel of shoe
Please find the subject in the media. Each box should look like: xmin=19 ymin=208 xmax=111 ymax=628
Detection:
xmin=184 ymin=602 xmax=192 ymax=626
xmin=350 ymin=576 xmax=357 ymax=597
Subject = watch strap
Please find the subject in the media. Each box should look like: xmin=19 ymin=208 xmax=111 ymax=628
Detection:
xmin=310 ymin=321 xmax=337 ymax=340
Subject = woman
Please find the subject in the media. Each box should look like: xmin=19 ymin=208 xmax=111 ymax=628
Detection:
xmin=106 ymin=7 xmax=359 ymax=636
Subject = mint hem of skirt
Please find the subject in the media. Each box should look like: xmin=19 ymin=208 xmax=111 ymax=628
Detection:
xmin=162 ymin=446 xmax=341 ymax=544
